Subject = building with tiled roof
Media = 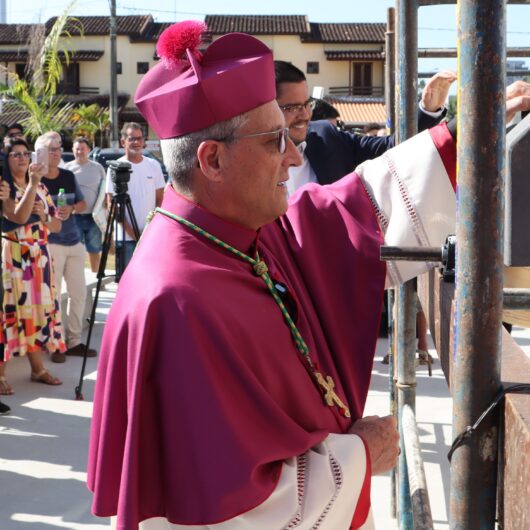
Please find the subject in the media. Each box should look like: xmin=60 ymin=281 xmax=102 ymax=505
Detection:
xmin=0 ymin=14 xmax=387 ymax=139
xmin=205 ymin=15 xmax=387 ymax=127
xmin=0 ymin=15 xmax=163 ymax=134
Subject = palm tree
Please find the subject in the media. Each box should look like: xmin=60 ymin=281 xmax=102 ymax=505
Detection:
xmin=0 ymin=1 xmax=82 ymax=139
xmin=72 ymin=103 xmax=111 ymax=146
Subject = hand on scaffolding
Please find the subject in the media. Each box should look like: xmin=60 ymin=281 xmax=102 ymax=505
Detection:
xmin=421 ymin=70 xmax=457 ymax=112
xmin=349 ymin=414 xmax=400 ymax=475
xmin=506 ymin=80 xmax=530 ymax=123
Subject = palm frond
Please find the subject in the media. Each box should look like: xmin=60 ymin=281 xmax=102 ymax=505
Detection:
xmin=38 ymin=1 xmax=81 ymax=96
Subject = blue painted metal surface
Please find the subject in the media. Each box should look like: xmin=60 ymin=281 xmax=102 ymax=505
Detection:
xmin=396 ymin=2 xmax=419 ymax=528
xmin=450 ymin=1 xmax=506 ymax=528
xmin=402 ymin=404 xmax=434 ymax=529
xmin=396 ymin=280 xmax=417 ymax=529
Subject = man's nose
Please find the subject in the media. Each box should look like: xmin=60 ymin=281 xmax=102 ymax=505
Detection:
xmin=284 ymin=136 xmax=303 ymax=167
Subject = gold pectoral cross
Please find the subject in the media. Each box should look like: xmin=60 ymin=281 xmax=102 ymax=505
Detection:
xmin=315 ymin=372 xmax=351 ymax=418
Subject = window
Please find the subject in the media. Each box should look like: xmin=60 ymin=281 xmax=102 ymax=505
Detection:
xmin=15 ymin=63 xmax=28 ymax=81
xmin=352 ymin=63 xmax=373 ymax=95
xmin=61 ymin=62 xmax=80 ymax=94
xmin=306 ymin=61 xmax=319 ymax=74
xmin=116 ymin=62 xmax=122 ymax=75
xmin=137 ymin=62 xmax=149 ymax=74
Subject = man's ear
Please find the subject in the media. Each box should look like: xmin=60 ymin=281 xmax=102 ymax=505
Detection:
xmin=197 ymin=140 xmax=224 ymax=183
xmin=120 ymin=137 xmax=125 ymax=148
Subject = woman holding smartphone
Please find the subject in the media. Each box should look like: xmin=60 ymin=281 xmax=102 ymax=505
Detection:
xmin=0 ymin=139 xmax=65 ymax=396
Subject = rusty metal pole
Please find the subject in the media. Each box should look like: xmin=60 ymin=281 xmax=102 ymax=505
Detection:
xmin=396 ymin=2 xmax=418 ymax=528
xmin=450 ymin=1 xmax=505 ymax=528
xmin=385 ymin=7 xmax=396 ymax=135
xmin=385 ymin=6 xmax=398 ymax=519
xmin=396 ymin=0 xmax=418 ymax=143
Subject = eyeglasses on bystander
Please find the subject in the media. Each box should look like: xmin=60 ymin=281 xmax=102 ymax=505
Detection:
xmin=278 ymin=98 xmax=316 ymax=114
xmin=8 ymin=151 xmax=31 ymax=159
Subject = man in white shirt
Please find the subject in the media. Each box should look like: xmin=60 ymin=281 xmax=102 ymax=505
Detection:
xmin=105 ymin=122 xmax=165 ymax=275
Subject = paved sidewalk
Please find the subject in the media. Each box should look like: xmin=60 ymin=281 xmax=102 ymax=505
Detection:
xmin=367 ymin=338 xmax=452 ymax=530
xmin=0 ymin=281 xmax=115 ymax=530
xmin=1 ymin=278 xmax=528 ymax=529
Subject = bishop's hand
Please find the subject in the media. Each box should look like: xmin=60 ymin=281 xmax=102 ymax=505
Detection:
xmin=349 ymin=415 xmax=400 ymax=475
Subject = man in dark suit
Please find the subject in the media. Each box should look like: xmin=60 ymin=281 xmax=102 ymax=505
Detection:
xmin=275 ymin=61 xmax=456 ymax=363
xmin=274 ymin=61 xmax=456 ymax=192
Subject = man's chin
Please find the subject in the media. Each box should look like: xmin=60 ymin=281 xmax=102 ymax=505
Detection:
xmin=289 ymin=124 xmax=309 ymax=145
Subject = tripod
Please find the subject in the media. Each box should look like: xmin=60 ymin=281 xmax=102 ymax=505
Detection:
xmin=75 ymin=183 xmax=141 ymax=400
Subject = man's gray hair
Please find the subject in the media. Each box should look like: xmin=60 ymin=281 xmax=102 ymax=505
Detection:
xmin=121 ymin=122 xmax=144 ymax=138
xmin=35 ymin=132 xmax=61 ymax=149
xmin=160 ymin=113 xmax=248 ymax=192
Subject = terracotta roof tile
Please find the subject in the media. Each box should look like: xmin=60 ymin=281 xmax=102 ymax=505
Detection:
xmin=0 ymin=23 xmax=41 ymax=44
xmin=205 ymin=15 xmax=310 ymax=35
xmin=130 ymin=22 xmax=172 ymax=42
xmin=325 ymin=96 xmax=386 ymax=125
xmin=45 ymin=15 xmax=153 ymax=36
xmin=303 ymin=22 xmax=385 ymax=43
xmin=325 ymin=50 xmax=384 ymax=61
xmin=0 ymin=50 xmax=103 ymax=62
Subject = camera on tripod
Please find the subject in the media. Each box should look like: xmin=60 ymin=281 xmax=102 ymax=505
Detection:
xmin=107 ymin=160 xmax=132 ymax=195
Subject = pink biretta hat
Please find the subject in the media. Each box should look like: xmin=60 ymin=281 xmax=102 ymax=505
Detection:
xmin=135 ymin=20 xmax=276 ymax=139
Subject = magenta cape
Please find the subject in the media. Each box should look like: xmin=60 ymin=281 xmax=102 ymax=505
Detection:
xmin=88 ymin=173 xmax=386 ymax=527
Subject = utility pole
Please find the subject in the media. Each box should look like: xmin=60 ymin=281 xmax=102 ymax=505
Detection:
xmin=109 ymin=0 xmax=119 ymax=147
xmin=0 ymin=0 xmax=6 ymax=24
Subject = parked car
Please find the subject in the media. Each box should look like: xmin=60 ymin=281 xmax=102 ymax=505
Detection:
xmin=62 ymin=151 xmax=75 ymax=164
xmin=89 ymin=147 xmax=169 ymax=181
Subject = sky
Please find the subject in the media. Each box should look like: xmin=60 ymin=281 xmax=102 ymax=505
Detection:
xmin=3 ymin=0 xmax=530 ymax=75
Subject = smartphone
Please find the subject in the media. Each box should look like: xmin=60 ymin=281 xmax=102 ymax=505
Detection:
xmin=32 ymin=147 xmax=49 ymax=173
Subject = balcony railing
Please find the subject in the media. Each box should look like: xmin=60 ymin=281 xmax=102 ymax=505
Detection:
xmin=328 ymin=85 xmax=384 ymax=97
xmin=57 ymin=85 xmax=100 ymax=96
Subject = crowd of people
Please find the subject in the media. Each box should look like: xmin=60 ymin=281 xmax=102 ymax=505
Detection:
xmin=0 ymin=122 xmax=165 ymax=415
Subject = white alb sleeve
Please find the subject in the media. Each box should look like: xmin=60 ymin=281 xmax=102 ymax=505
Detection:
xmin=111 ymin=433 xmax=372 ymax=530
xmin=356 ymin=129 xmax=456 ymax=288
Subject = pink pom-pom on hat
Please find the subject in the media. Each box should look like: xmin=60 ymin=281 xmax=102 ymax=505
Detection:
xmin=156 ymin=20 xmax=206 ymax=68
xmin=135 ymin=21 xmax=276 ymax=139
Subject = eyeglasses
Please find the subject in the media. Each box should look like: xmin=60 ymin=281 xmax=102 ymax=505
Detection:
xmin=126 ymin=136 xmax=144 ymax=143
xmin=49 ymin=147 xmax=62 ymax=153
xmin=278 ymin=98 xmax=316 ymax=114
xmin=227 ymin=127 xmax=290 ymax=154
xmin=8 ymin=151 xmax=31 ymax=159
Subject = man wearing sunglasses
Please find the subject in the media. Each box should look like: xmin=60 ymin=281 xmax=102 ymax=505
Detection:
xmin=88 ymin=22 xmax=530 ymax=530
xmin=275 ymin=61 xmax=456 ymax=195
